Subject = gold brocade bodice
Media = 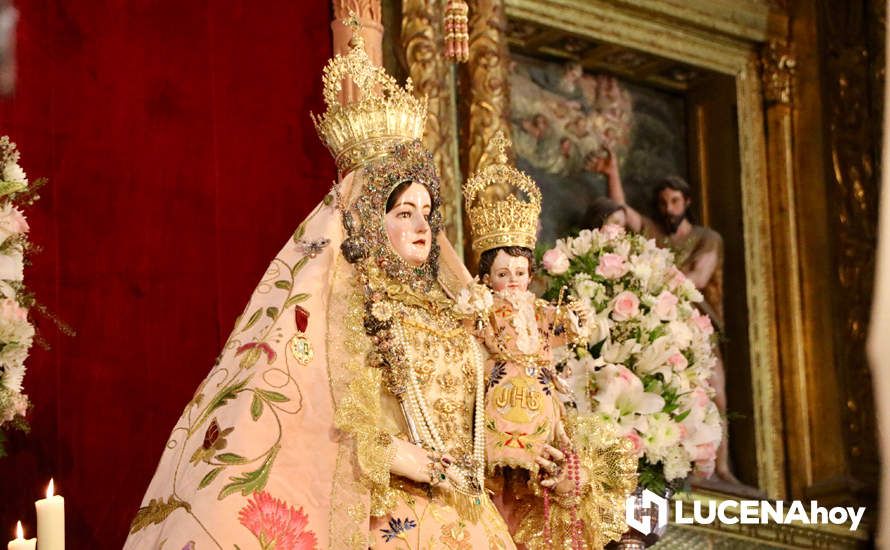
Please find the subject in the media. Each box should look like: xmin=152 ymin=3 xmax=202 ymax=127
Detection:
xmin=390 ymin=288 xmax=478 ymax=462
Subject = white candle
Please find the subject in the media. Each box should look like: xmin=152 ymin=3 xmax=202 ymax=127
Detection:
xmin=7 ymin=521 xmax=36 ymax=550
xmin=35 ymin=479 xmax=64 ymax=550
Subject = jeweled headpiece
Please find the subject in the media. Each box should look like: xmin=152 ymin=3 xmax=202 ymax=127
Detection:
xmin=312 ymin=16 xmax=427 ymax=175
xmin=338 ymin=139 xmax=442 ymax=290
xmin=464 ymin=132 xmax=542 ymax=255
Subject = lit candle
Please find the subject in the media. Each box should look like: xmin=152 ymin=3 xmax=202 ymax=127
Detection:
xmin=35 ymin=479 xmax=64 ymax=550
xmin=7 ymin=521 xmax=36 ymax=550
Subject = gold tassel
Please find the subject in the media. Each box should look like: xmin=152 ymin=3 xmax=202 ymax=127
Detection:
xmin=444 ymin=0 xmax=470 ymax=63
xmin=444 ymin=486 xmax=485 ymax=523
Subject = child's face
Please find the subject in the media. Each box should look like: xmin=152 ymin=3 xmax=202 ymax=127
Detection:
xmin=486 ymin=250 xmax=531 ymax=292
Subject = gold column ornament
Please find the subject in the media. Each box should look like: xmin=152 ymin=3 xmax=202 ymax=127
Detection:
xmin=462 ymin=0 xmax=513 ymax=176
xmin=331 ymin=0 xmax=383 ymax=104
xmin=761 ymin=39 xmax=795 ymax=104
xmin=760 ymin=36 xmax=814 ymax=497
xmin=817 ymin=0 xmax=882 ymax=497
xmin=402 ymin=0 xmax=465 ymax=248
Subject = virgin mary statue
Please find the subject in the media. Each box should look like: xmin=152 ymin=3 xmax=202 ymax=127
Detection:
xmin=124 ymin=19 xmax=635 ymax=550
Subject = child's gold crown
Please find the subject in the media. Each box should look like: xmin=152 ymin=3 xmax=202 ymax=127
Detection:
xmin=464 ymin=131 xmax=542 ymax=256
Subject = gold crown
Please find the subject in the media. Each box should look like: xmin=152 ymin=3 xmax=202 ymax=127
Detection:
xmin=464 ymin=131 xmax=542 ymax=255
xmin=312 ymin=15 xmax=427 ymax=174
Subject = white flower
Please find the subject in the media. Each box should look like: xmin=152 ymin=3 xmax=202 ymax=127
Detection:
xmin=575 ymin=278 xmax=599 ymax=300
xmin=630 ymin=256 xmax=654 ymax=288
xmin=571 ymin=229 xmax=594 ymax=256
xmin=1 ymin=362 xmax=25 ymax=393
xmin=680 ymin=403 xmax=722 ymax=464
xmin=0 ymin=203 xmax=29 ymax=247
xmin=586 ymin=312 xmax=611 ymax=346
xmin=593 ymin=364 xmax=665 ymax=433
xmin=642 ymin=412 xmax=682 ymax=458
xmin=2 ymin=162 xmax=27 ymax=185
xmin=680 ymin=278 xmax=703 ymax=302
xmin=0 ymin=249 xmax=24 ymax=281
xmin=667 ymin=320 xmax=694 ymax=349
xmin=652 ymin=290 xmax=679 ymax=321
xmin=635 ymin=337 xmax=675 ymax=382
xmin=600 ymin=337 xmax=638 ymax=365
xmin=662 ymin=446 xmax=693 ymax=481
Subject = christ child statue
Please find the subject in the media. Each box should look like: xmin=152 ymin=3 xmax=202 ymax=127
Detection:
xmin=475 ymin=245 xmax=585 ymax=474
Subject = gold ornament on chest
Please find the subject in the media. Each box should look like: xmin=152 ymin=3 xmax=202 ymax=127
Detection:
xmin=492 ymin=375 xmax=543 ymax=423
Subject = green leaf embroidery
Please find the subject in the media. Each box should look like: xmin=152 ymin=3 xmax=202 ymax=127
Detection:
xmin=250 ymin=394 xmax=264 ymax=421
xmin=239 ymin=347 xmax=262 ymax=369
xmin=266 ymin=306 xmax=279 ymax=320
xmin=283 ymin=293 xmax=310 ymax=309
xmin=215 ymin=452 xmax=249 ymax=465
xmin=256 ymin=389 xmax=288 ymax=403
xmin=242 ymin=308 xmax=263 ymax=332
xmin=274 ymin=280 xmax=292 ymax=290
xmin=129 ymin=495 xmax=190 ymax=534
xmin=292 ymin=223 xmax=306 ymax=243
xmin=195 ymin=377 xmax=252 ymax=429
xmin=291 ymin=257 xmax=309 ymax=278
xmin=199 ymin=467 xmax=223 ymax=489
xmin=218 ymin=445 xmax=280 ymax=499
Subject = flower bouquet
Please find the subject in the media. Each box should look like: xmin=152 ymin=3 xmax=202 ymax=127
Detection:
xmin=540 ymin=224 xmax=722 ymax=493
xmin=0 ymin=136 xmax=39 ymax=457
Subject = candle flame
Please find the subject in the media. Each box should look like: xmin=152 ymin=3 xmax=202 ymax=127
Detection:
xmin=47 ymin=477 xmax=54 ymax=498
xmin=16 ymin=520 xmax=23 ymax=539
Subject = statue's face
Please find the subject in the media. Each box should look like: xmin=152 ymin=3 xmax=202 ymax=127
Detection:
xmin=384 ymin=182 xmax=432 ymax=267
xmin=486 ymin=250 xmax=531 ymax=293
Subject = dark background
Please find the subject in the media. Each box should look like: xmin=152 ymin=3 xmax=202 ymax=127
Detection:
xmin=0 ymin=2 xmax=334 ymax=545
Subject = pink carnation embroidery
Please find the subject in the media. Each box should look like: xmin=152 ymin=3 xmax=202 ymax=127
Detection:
xmin=238 ymin=491 xmax=318 ymax=550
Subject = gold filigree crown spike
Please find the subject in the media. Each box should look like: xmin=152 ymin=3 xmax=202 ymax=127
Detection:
xmin=312 ymin=13 xmax=427 ymax=175
xmin=464 ymin=131 xmax=542 ymax=256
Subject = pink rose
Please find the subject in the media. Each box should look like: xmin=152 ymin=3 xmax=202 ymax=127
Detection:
xmin=611 ymin=290 xmax=640 ymax=321
xmin=600 ymin=223 xmax=624 ymax=241
xmin=595 ymin=253 xmax=628 ymax=280
xmin=667 ymin=352 xmax=688 ymax=371
xmin=692 ymin=312 xmax=714 ymax=336
xmin=653 ymin=290 xmax=678 ymax=320
xmin=0 ymin=298 xmax=28 ymax=322
xmin=541 ymin=248 xmax=570 ymax=275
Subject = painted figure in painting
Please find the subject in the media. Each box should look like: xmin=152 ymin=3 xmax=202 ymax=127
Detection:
xmin=124 ymin=22 xmax=634 ymax=550
xmin=595 ymin=150 xmax=739 ymax=484
xmin=507 ymin=53 xmax=687 ymax=244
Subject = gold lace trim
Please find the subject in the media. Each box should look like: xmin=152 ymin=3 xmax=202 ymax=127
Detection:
xmin=513 ymin=413 xmax=638 ymax=550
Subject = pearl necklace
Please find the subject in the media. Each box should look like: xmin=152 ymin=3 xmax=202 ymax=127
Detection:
xmin=392 ymin=314 xmax=485 ymax=495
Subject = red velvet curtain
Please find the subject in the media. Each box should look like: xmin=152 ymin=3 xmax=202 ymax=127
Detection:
xmin=0 ymin=2 xmax=335 ymax=545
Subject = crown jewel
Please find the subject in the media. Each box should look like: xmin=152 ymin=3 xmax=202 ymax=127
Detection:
xmin=312 ymin=15 xmax=427 ymax=174
xmin=464 ymin=132 xmax=542 ymax=255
